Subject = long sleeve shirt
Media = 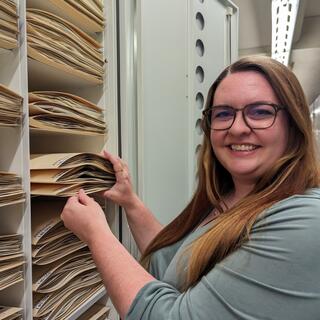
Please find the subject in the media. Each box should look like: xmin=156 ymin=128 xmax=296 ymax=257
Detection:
xmin=126 ymin=188 xmax=320 ymax=320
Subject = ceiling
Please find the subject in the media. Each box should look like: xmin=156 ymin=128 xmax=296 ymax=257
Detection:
xmin=231 ymin=0 xmax=320 ymax=103
xmin=232 ymin=0 xmax=320 ymax=50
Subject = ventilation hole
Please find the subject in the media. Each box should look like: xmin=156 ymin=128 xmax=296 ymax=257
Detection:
xmin=276 ymin=27 xmax=278 ymax=33
xmin=196 ymin=39 xmax=205 ymax=57
xmin=289 ymin=3 xmax=292 ymax=11
xmin=277 ymin=6 xmax=279 ymax=14
xmin=287 ymin=15 xmax=290 ymax=22
xmin=196 ymin=66 xmax=204 ymax=83
xmin=196 ymin=92 xmax=204 ymax=110
xmin=276 ymin=17 xmax=279 ymax=24
xmin=286 ymin=25 xmax=289 ymax=31
xmin=199 ymin=0 xmax=204 ymax=3
xmin=195 ymin=119 xmax=203 ymax=135
xmin=195 ymin=12 xmax=205 ymax=30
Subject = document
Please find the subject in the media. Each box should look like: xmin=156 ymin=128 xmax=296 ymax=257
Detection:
xmin=33 ymin=271 xmax=103 ymax=318
xmin=0 ymin=172 xmax=25 ymax=207
xmin=33 ymin=250 xmax=95 ymax=293
xmin=65 ymin=0 xmax=104 ymax=27
xmin=32 ymin=233 xmax=87 ymax=266
xmin=30 ymin=153 xmax=115 ymax=197
xmin=31 ymin=199 xmax=69 ymax=246
xmin=0 ymin=84 xmax=23 ymax=127
xmin=0 ymin=267 xmax=23 ymax=291
xmin=26 ymin=9 xmax=104 ymax=84
xmin=28 ymin=0 xmax=104 ymax=33
xmin=29 ymin=91 xmax=106 ymax=135
xmin=0 ymin=234 xmax=25 ymax=291
xmin=0 ymin=0 xmax=18 ymax=50
xmin=0 ymin=234 xmax=23 ymax=256
xmin=77 ymin=303 xmax=110 ymax=320
xmin=0 ymin=306 xmax=22 ymax=320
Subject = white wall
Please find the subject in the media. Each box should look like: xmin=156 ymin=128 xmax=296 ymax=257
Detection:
xmin=136 ymin=0 xmax=238 ymax=224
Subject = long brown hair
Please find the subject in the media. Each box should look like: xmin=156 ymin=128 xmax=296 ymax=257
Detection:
xmin=140 ymin=56 xmax=320 ymax=289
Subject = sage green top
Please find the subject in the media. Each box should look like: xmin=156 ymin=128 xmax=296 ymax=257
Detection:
xmin=126 ymin=189 xmax=320 ymax=320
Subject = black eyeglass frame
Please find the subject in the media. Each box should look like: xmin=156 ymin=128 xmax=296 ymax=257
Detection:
xmin=202 ymin=102 xmax=286 ymax=131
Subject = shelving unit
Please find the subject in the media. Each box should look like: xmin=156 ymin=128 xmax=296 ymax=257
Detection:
xmin=0 ymin=0 xmax=32 ymax=318
xmin=0 ymin=0 xmax=119 ymax=319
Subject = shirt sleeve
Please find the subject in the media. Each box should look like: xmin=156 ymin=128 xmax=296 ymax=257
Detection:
xmin=125 ymin=194 xmax=320 ymax=320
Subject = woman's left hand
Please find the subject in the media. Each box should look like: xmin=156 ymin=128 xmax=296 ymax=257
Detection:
xmin=61 ymin=189 xmax=110 ymax=245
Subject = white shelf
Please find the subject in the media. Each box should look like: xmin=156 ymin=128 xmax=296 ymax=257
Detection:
xmin=0 ymin=0 xmax=119 ymax=319
xmin=0 ymin=48 xmax=14 ymax=55
xmin=27 ymin=58 xmax=104 ymax=91
xmin=30 ymin=128 xmax=106 ymax=154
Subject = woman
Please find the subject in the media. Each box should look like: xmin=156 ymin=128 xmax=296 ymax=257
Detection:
xmin=61 ymin=56 xmax=320 ymax=319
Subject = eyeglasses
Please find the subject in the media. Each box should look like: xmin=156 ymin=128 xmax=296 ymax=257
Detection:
xmin=202 ymin=102 xmax=285 ymax=131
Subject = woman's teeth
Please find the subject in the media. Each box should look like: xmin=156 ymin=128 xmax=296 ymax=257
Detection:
xmin=230 ymin=144 xmax=258 ymax=151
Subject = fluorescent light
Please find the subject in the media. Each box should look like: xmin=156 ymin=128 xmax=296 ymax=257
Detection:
xmin=271 ymin=0 xmax=300 ymax=66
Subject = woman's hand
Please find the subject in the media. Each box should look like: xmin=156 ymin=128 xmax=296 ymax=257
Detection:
xmin=102 ymin=151 xmax=163 ymax=254
xmin=103 ymin=150 xmax=141 ymax=211
xmin=61 ymin=189 xmax=110 ymax=246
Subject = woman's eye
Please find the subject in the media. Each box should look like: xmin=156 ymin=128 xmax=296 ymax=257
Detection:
xmin=248 ymin=106 xmax=274 ymax=118
xmin=213 ymin=110 xmax=233 ymax=119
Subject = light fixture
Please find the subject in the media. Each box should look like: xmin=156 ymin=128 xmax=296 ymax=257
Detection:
xmin=271 ymin=0 xmax=300 ymax=66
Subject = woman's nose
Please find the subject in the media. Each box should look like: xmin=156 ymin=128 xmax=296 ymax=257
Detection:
xmin=228 ymin=111 xmax=252 ymax=135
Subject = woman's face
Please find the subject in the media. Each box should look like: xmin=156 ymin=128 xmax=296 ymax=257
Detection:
xmin=210 ymin=71 xmax=289 ymax=186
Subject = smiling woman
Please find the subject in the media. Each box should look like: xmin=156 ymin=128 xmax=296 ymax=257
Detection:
xmin=61 ymin=56 xmax=320 ymax=320
xmin=209 ymin=70 xmax=290 ymax=187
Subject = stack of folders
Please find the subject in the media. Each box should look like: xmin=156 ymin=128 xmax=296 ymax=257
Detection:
xmin=0 ymin=0 xmax=19 ymax=50
xmin=28 ymin=0 xmax=104 ymax=33
xmin=62 ymin=0 xmax=104 ymax=31
xmin=0 ymin=172 xmax=25 ymax=207
xmin=32 ymin=204 xmax=104 ymax=319
xmin=0 ymin=84 xmax=23 ymax=127
xmin=0 ymin=234 xmax=24 ymax=292
xmin=0 ymin=306 xmax=23 ymax=320
xmin=77 ymin=303 xmax=110 ymax=320
xmin=30 ymin=153 xmax=115 ymax=197
xmin=26 ymin=9 xmax=104 ymax=84
xmin=29 ymin=91 xmax=106 ymax=135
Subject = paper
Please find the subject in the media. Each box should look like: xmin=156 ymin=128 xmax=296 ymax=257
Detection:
xmin=77 ymin=303 xmax=110 ymax=320
xmin=0 ymin=84 xmax=23 ymax=127
xmin=28 ymin=0 xmax=104 ymax=33
xmin=31 ymin=199 xmax=68 ymax=245
xmin=27 ymin=9 xmax=104 ymax=84
xmin=29 ymin=90 xmax=106 ymax=135
xmin=0 ymin=0 xmax=18 ymax=50
xmin=0 ymin=267 xmax=23 ymax=291
xmin=30 ymin=153 xmax=115 ymax=197
xmin=33 ymin=250 xmax=95 ymax=293
xmin=32 ymin=233 xmax=87 ymax=266
xmin=33 ymin=271 xmax=103 ymax=318
xmin=0 ymin=305 xmax=22 ymax=320
xmin=0 ymin=172 xmax=25 ymax=207
xmin=65 ymin=0 xmax=104 ymax=27
xmin=0 ymin=234 xmax=25 ymax=291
